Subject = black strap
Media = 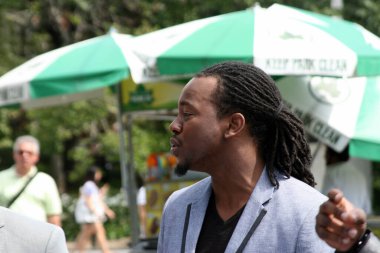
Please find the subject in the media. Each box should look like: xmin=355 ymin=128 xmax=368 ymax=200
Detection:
xmin=181 ymin=204 xmax=192 ymax=253
xmin=6 ymin=171 xmax=39 ymax=208
xmin=335 ymin=229 xmax=372 ymax=253
xmin=235 ymin=208 xmax=267 ymax=253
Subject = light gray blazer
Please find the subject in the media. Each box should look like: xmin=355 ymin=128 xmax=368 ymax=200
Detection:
xmin=0 ymin=207 xmax=68 ymax=253
xmin=362 ymin=233 xmax=380 ymax=253
xmin=158 ymin=169 xmax=334 ymax=253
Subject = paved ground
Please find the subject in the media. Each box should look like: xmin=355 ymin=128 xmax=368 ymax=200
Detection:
xmin=67 ymin=238 xmax=157 ymax=253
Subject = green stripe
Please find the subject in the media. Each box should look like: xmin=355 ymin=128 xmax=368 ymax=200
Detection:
xmin=350 ymin=77 xmax=380 ymax=161
xmin=157 ymin=9 xmax=254 ymax=75
xmin=291 ymin=6 xmax=380 ymax=76
xmin=31 ymin=35 xmax=129 ymax=98
xmin=30 ymin=70 xmax=128 ymax=98
xmin=350 ymin=140 xmax=380 ymax=161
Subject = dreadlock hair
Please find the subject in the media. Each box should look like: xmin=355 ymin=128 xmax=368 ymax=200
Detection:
xmin=195 ymin=61 xmax=315 ymax=188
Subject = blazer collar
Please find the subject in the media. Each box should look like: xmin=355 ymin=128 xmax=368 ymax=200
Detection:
xmin=184 ymin=177 xmax=212 ymax=252
xmin=182 ymin=168 xmax=276 ymax=253
xmin=225 ymin=167 xmax=275 ymax=252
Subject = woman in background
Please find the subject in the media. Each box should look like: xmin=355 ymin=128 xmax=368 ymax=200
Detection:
xmin=75 ymin=166 xmax=115 ymax=253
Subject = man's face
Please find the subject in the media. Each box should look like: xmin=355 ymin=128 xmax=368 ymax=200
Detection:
xmin=13 ymin=142 xmax=39 ymax=174
xmin=169 ymin=76 xmax=228 ymax=176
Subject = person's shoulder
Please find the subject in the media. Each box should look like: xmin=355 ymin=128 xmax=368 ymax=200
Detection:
xmin=165 ymin=177 xmax=211 ymax=206
xmin=83 ymin=180 xmax=97 ymax=189
xmin=0 ymin=206 xmax=55 ymax=230
xmin=0 ymin=207 xmax=68 ymax=252
xmin=0 ymin=167 xmax=14 ymax=176
xmin=277 ymin=176 xmax=328 ymax=205
xmin=35 ymin=171 xmax=59 ymax=184
xmin=36 ymin=171 xmax=55 ymax=179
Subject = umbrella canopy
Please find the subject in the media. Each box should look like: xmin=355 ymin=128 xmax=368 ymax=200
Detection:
xmin=0 ymin=31 xmax=146 ymax=244
xmin=276 ymin=75 xmax=380 ymax=161
xmin=131 ymin=3 xmax=380 ymax=79
xmin=0 ymin=32 xmax=147 ymax=107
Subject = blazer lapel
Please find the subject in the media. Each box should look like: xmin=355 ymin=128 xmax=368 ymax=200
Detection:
xmin=183 ymin=179 xmax=212 ymax=253
xmin=225 ymin=169 xmax=275 ymax=253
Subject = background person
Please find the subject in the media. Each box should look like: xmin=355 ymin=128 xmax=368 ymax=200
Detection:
xmin=316 ymin=188 xmax=380 ymax=253
xmin=322 ymin=146 xmax=372 ymax=214
xmin=0 ymin=135 xmax=62 ymax=226
xmin=74 ymin=166 xmax=115 ymax=253
xmin=158 ymin=62 xmax=333 ymax=252
xmin=0 ymin=206 xmax=68 ymax=253
xmin=136 ymin=172 xmax=147 ymax=238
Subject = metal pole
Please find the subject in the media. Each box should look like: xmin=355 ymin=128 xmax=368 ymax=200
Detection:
xmin=116 ymin=82 xmax=139 ymax=246
xmin=126 ymin=113 xmax=139 ymax=245
xmin=311 ymin=141 xmax=322 ymax=165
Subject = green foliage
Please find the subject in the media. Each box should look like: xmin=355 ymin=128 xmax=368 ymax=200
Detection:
xmin=27 ymin=97 xmax=108 ymax=154
xmin=2 ymin=0 xmax=380 ymax=242
xmin=68 ymin=144 xmax=94 ymax=182
xmin=343 ymin=0 xmax=380 ymax=36
xmin=373 ymin=228 xmax=380 ymax=239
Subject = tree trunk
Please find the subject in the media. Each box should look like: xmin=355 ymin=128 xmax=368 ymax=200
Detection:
xmin=51 ymin=154 xmax=66 ymax=193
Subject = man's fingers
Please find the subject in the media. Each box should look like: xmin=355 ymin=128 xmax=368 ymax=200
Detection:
xmin=316 ymin=212 xmax=345 ymax=235
xmin=315 ymin=224 xmax=355 ymax=251
xmin=319 ymin=199 xmax=345 ymax=220
xmin=341 ymin=209 xmax=366 ymax=227
xmin=327 ymin=188 xmax=343 ymax=204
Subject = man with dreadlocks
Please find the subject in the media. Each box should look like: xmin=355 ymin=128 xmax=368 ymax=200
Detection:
xmin=159 ymin=61 xmax=333 ymax=253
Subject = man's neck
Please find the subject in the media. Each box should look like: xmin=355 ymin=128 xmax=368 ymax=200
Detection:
xmin=210 ymin=162 xmax=264 ymax=221
xmin=15 ymin=166 xmax=33 ymax=177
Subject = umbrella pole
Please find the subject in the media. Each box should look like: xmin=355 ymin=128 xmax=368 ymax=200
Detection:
xmin=116 ymin=82 xmax=139 ymax=246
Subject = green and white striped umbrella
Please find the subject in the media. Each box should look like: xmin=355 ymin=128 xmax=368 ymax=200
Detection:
xmin=0 ymin=32 xmax=147 ymax=107
xmin=277 ymin=76 xmax=380 ymax=161
xmin=132 ymin=3 xmax=380 ymax=79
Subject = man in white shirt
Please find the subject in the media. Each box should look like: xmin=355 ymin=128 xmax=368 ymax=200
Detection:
xmin=322 ymin=147 xmax=371 ymax=214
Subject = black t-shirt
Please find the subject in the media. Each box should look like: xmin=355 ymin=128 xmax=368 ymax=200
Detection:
xmin=195 ymin=191 xmax=246 ymax=253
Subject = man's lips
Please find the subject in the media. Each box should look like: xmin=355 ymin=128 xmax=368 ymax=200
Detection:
xmin=170 ymin=137 xmax=180 ymax=147
xmin=170 ymin=137 xmax=180 ymax=154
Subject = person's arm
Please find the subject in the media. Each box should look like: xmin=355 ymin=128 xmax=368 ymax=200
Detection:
xmin=84 ymin=194 xmax=102 ymax=217
xmin=102 ymin=200 xmax=115 ymax=219
xmin=315 ymin=188 xmax=371 ymax=252
xmin=45 ymin=175 xmax=63 ymax=226
xmin=47 ymin=214 xmax=61 ymax=227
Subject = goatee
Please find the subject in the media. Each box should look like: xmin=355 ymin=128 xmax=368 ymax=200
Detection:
xmin=174 ymin=163 xmax=189 ymax=176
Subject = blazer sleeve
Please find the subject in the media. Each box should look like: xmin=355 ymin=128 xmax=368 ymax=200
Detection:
xmin=295 ymin=207 xmax=334 ymax=253
xmin=360 ymin=233 xmax=380 ymax=253
xmin=157 ymin=200 xmax=168 ymax=253
xmin=45 ymin=226 xmax=69 ymax=253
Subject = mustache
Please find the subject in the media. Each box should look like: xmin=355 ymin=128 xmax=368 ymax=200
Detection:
xmin=170 ymin=136 xmax=181 ymax=147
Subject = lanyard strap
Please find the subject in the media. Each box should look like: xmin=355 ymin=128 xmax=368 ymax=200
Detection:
xmin=6 ymin=171 xmax=39 ymax=208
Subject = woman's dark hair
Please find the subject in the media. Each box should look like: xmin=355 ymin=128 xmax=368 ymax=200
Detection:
xmin=135 ymin=172 xmax=144 ymax=189
xmin=85 ymin=166 xmax=100 ymax=184
xmin=196 ymin=61 xmax=315 ymax=187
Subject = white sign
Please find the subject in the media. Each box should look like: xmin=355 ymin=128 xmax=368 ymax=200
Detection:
xmin=0 ymin=84 xmax=27 ymax=106
xmin=285 ymin=101 xmax=349 ymax=152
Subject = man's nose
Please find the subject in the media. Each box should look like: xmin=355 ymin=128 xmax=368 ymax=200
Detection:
xmin=169 ymin=117 xmax=182 ymax=134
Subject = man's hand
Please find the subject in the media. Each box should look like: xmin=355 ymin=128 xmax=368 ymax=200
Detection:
xmin=315 ymin=189 xmax=367 ymax=251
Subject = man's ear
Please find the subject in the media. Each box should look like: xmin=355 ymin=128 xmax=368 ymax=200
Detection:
xmin=225 ymin=113 xmax=246 ymax=138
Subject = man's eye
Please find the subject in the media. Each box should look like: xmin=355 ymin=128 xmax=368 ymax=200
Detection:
xmin=183 ymin=112 xmax=193 ymax=118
